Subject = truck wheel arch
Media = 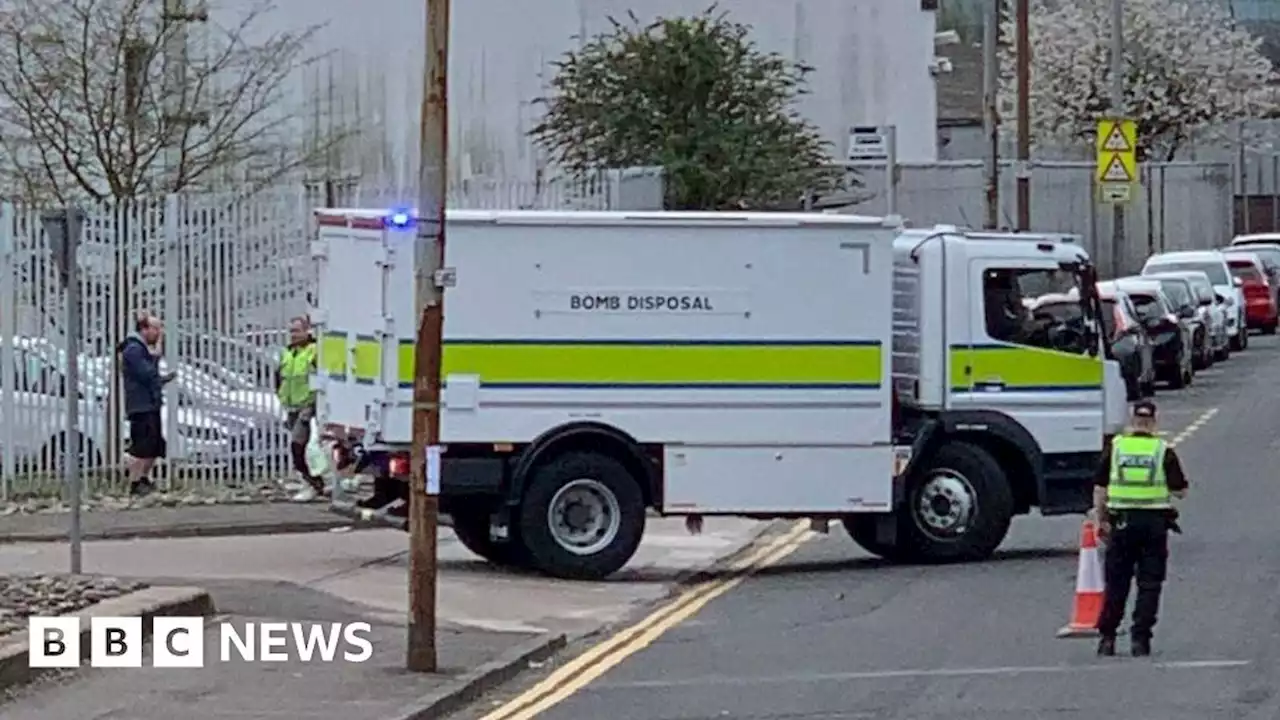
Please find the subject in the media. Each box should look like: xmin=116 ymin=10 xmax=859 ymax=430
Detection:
xmin=935 ymin=410 xmax=1042 ymax=515
xmin=507 ymin=422 xmax=658 ymax=507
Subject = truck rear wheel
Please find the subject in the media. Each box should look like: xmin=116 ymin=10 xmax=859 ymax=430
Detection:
xmin=899 ymin=441 xmax=1014 ymax=563
xmin=452 ymin=510 xmax=528 ymax=568
xmin=517 ymin=451 xmax=646 ymax=580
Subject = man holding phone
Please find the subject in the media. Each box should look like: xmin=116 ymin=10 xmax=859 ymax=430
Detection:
xmin=119 ymin=311 xmax=176 ymax=496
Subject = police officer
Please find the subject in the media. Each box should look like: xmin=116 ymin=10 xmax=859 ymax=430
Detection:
xmin=1093 ymin=400 xmax=1189 ymax=657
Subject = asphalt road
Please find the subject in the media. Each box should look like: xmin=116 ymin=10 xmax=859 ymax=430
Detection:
xmin=464 ymin=335 xmax=1280 ymax=720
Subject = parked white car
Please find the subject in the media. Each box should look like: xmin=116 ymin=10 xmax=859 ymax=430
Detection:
xmin=2 ymin=338 xmax=234 ymax=470
xmin=1142 ymin=250 xmax=1248 ymax=352
xmin=158 ymin=359 xmax=281 ymax=417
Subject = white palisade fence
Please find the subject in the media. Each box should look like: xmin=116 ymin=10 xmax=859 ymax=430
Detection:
xmin=0 ymin=171 xmax=650 ymax=501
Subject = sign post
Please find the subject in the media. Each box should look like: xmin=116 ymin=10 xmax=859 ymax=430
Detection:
xmin=846 ymin=125 xmax=898 ymax=217
xmin=1096 ymin=118 xmax=1137 ymax=206
xmin=41 ymin=207 xmax=86 ymax=575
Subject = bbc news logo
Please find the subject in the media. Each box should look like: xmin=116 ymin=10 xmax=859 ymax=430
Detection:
xmin=28 ymin=617 xmax=374 ymax=668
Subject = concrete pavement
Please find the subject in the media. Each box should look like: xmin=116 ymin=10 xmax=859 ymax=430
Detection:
xmin=0 ymin=614 xmax=553 ymax=720
xmin=0 ymin=515 xmax=769 ymax=719
xmin=455 ymin=338 xmax=1280 ymax=720
xmin=0 ymin=517 xmax=767 ymax=637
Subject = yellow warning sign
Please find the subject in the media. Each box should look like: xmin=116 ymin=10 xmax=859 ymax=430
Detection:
xmin=1095 ymin=118 xmax=1138 ymax=202
xmin=1100 ymin=154 xmax=1133 ymax=183
xmin=1101 ymin=124 xmax=1132 ymax=152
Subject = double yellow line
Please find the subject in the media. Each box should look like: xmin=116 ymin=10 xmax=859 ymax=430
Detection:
xmin=480 ymin=521 xmax=815 ymax=720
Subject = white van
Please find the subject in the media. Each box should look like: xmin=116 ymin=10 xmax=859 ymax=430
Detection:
xmin=1141 ymin=250 xmax=1247 ymax=352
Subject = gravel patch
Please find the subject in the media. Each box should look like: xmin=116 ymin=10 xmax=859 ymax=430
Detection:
xmin=0 ymin=574 xmax=149 ymax=638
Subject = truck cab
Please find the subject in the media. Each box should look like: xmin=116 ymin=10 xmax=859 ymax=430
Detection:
xmin=842 ymin=227 xmax=1125 ymax=563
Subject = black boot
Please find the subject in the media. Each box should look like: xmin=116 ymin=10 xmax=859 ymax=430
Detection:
xmin=1131 ymin=638 xmax=1151 ymax=657
xmin=357 ymin=476 xmax=396 ymax=509
xmin=129 ymin=477 xmax=155 ymax=497
xmin=1097 ymin=636 xmax=1116 ymax=656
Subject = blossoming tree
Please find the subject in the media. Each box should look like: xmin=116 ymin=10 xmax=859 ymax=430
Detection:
xmin=999 ymin=0 xmax=1276 ymax=160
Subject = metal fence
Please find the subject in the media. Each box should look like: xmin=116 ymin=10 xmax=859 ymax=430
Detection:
xmin=833 ymin=160 xmax=1234 ymax=278
xmin=0 ymin=170 xmax=666 ymax=501
xmin=0 ymin=193 xmax=307 ymax=501
xmin=304 ymin=166 xmax=666 ymax=212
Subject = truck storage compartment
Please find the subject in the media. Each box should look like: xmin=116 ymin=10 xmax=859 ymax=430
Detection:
xmin=662 ymin=445 xmax=894 ymax=513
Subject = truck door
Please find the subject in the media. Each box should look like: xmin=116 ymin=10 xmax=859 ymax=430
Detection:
xmin=960 ymin=258 xmax=1103 ymax=514
xmin=312 ymin=217 xmax=412 ymax=444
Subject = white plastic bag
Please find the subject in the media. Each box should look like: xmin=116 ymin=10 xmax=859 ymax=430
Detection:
xmin=304 ymin=416 xmax=331 ymax=478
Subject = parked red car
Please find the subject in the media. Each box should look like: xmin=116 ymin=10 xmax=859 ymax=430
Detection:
xmin=1227 ymin=254 xmax=1278 ymax=334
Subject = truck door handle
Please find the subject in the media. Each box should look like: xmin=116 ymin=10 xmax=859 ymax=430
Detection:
xmin=975 ymin=380 xmax=1005 ymax=391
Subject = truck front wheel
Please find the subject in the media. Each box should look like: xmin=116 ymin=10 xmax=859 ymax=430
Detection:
xmin=517 ymin=451 xmax=646 ymax=580
xmin=452 ymin=510 xmax=529 ymax=568
xmin=899 ymin=441 xmax=1014 ymax=563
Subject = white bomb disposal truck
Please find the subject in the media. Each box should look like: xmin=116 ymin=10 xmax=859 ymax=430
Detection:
xmin=312 ymin=210 xmax=1127 ymax=580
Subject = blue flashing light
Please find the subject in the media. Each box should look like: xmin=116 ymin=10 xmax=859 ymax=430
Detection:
xmin=387 ymin=209 xmax=414 ymax=229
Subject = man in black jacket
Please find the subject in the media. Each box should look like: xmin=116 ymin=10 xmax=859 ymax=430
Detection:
xmin=119 ymin=312 xmax=175 ymax=496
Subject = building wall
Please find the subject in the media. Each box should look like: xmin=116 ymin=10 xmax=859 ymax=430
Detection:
xmin=1230 ymin=0 xmax=1280 ymax=21
xmin=221 ymin=0 xmax=940 ymax=189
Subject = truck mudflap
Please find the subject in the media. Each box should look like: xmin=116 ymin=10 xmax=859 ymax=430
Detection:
xmin=893 ymin=416 xmax=941 ymax=504
xmin=324 ymin=437 xmax=421 ymax=531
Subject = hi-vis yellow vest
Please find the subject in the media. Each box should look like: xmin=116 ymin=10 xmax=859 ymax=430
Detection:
xmin=1107 ymin=434 xmax=1172 ymax=510
xmin=278 ymin=344 xmax=317 ymax=408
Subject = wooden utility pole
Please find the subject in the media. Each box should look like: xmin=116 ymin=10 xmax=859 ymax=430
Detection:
xmin=1015 ymin=0 xmax=1031 ymax=230
xmin=407 ymin=0 xmax=449 ymax=673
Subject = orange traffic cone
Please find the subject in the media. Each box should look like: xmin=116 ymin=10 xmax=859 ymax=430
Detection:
xmin=1056 ymin=518 xmax=1104 ymax=638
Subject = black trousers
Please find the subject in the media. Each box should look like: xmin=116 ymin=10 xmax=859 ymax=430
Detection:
xmin=1096 ymin=511 xmax=1170 ymax=641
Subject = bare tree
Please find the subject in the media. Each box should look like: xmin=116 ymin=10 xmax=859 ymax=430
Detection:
xmin=0 ymin=0 xmax=344 ymax=203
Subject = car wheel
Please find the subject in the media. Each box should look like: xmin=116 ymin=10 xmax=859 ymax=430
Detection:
xmin=1265 ymin=321 xmax=1278 ymax=335
xmin=1192 ymin=331 xmax=1207 ymax=370
xmin=1140 ymin=378 xmax=1156 ymax=397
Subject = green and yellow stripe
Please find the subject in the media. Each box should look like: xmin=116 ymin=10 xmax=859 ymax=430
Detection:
xmin=950 ymin=343 xmax=1103 ymax=392
xmin=319 ymin=333 xmax=883 ymax=390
